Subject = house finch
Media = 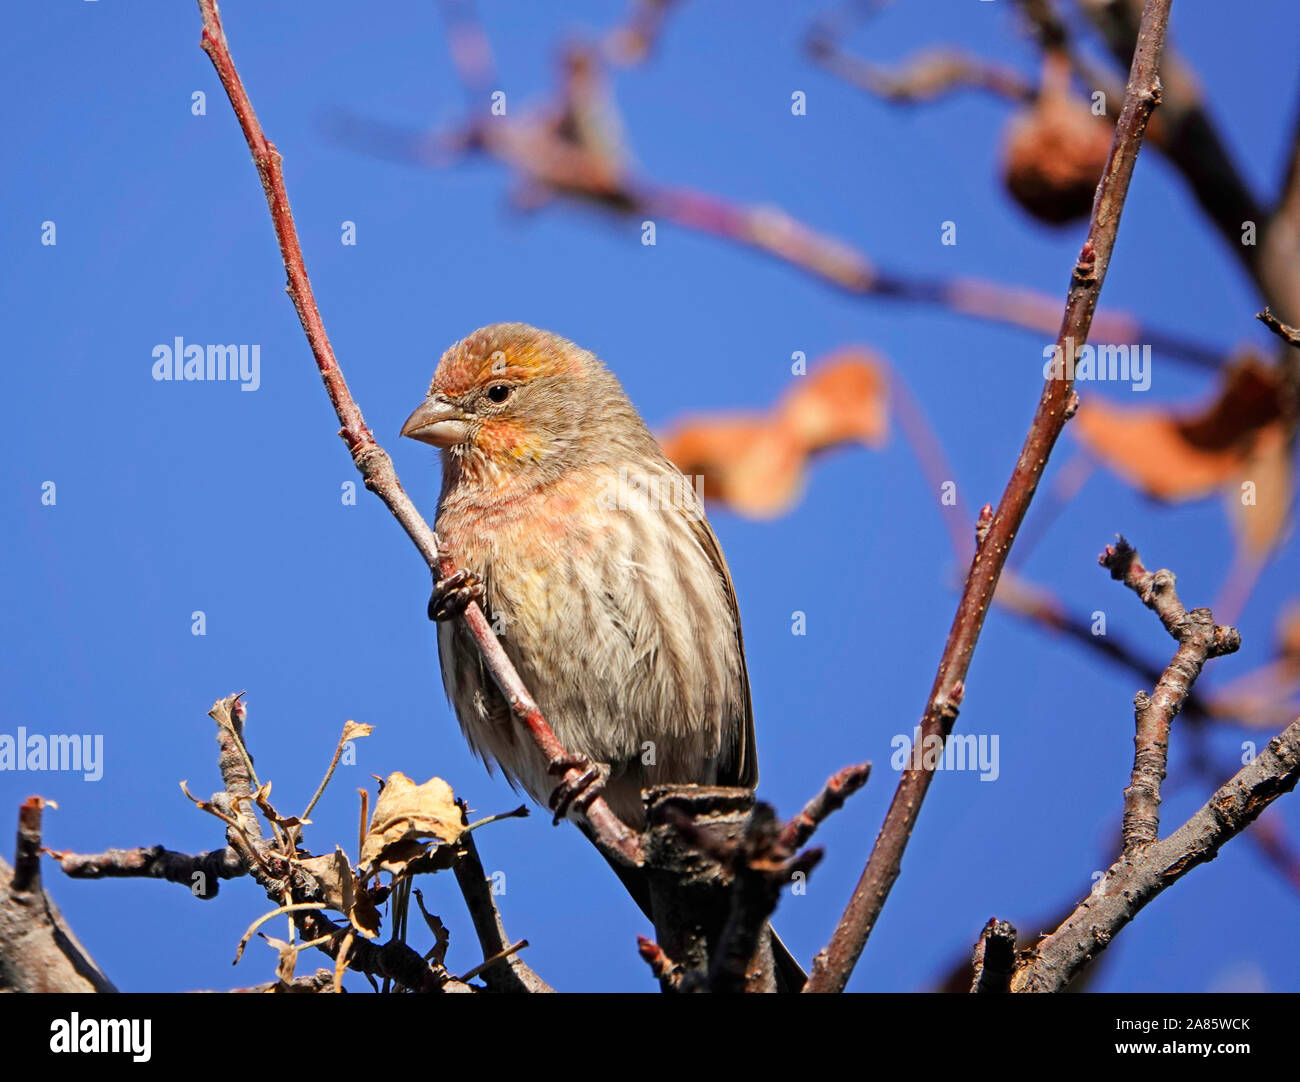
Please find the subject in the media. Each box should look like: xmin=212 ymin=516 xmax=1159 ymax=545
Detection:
xmin=401 ymin=322 xmax=799 ymax=986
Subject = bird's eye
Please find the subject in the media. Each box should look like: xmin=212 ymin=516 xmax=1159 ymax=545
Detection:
xmin=486 ymin=383 xmax=512 ymax=404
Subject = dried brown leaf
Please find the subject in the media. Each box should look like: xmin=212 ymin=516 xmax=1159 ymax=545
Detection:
xmin=1073 ymin=355 xmax=1285 ymax=498
xmin=341 ymin=721 xmax=374 ymax=743
xmin=359 ymin=773 xmax=463 ymax=878
xmin=258 ymin=935 xmax=298 ymax=985
xmin=300 ymin=846 xmax=382 ymax=939
xmin=659 ymin=348 xmax=889 ymax=518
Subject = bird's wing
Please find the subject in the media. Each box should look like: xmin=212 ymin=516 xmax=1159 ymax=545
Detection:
xmin=685 ymin=507 xmax=758 ymax=790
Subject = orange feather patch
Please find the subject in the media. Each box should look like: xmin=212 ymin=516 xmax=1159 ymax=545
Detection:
xmin=432 ymin=325 xmax=585 ymax=396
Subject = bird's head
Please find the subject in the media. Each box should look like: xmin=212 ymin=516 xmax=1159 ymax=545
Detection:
xmin=401 ymin=323 xmax=651 ymax=493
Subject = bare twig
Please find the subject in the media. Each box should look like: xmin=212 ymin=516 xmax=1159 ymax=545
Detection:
xmin=777 ymin=763 xmax=871 ymax=853
xmin=1012 ymin=715 xmax=1300 ymax=991
xmin=970 ymin=918 xmax=1018 ymax=993
xmin=1259 ymin=307 xmax=1300 ymax=349
xmin=805 ymin=0 xmax=1173 ymax=995
xmin=11 ymin=797 xmax=45 ymax=896
xmin=654 ymin=183 xmax=1219 ymax=368
xmin=234 ymin=903 xmax=327 ymax=965
xmin=1101 ymin=537 xmax=1242 ymax=851
xmin=456 ymin=939 xmax=528 ymax=984
xmin=302 ymin=720 xmax=372 ymax=824
xmin=451 ymin=828 xmax=553 ymax=993
xmin=814 ymin=0 xmax=1300 ymax=360
xmin=706 ymin=806 xmax=822 ymax=994
xmin=1077 ymin=0 xmax=1298 ymax=323
xmin=443 ymin=123 xmax=1225 ymax=369
xmin=329 ymin=34 xmax=1228 ymax=371
xmin=605 ymin=0 xmax=681 ymax=66
xmin=636 ymin=936 xmax=681 ymax=988
xmin=214 ymin=968 xmax=337 ymax=993
xmin=194 ymin=0 xmax=640 ymax=867
xmin=0 ymin=798 xmax=117 ymax=993
xmin=53 ymin=843 xmax=246 ymax=897
xmin=806 ymin=38 xmax=1037 ymax=104
xmin=994 ymin=570 xmax=1293 ymax=730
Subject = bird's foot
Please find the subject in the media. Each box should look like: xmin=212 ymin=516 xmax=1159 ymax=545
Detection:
xmin=427 ymin=569 xmax=486 ymax=622
xmin=547 ymin=755 xmax=610 ymax=824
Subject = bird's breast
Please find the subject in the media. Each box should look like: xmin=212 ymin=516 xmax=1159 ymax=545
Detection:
xmin=433 ymin=462 xmax=746 ymax=817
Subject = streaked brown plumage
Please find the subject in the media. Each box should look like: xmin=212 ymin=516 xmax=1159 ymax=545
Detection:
xmin=402 ymin=322 xmax=755 ymax=826
xmin=402 ymin=323 xmax=800 ymax=988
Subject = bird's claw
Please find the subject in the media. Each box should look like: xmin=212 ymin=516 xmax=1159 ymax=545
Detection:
xmin=547 ymin=755 xmax=610 ymax=824
xmin=428 ymin=569 xmax=486 ymax=622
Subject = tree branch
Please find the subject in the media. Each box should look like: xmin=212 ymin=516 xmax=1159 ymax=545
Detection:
xmin=1259 ymin=307 xmax=1300 ymax=350
xmin=0 ymin=798 xmax=117 ymax=993
xmin=805 ymin=37 xmax=1037 ymax=105
xmin=777 ymin=763 xmax=872 ymax=853
xmin=970 ymin=918 xmax=1018 ymax=993
xmin=329 ymin=31 xmax=1229 ymax=371
xmin=1100 ymin=537 xmax=1242 ymax=852
xmin=1079 ymin=0 xmax=1300 ymax=324
xmin=993 ymin=569 xmax=1297 ymax=731
xmin=1011 ymin=714 xmax=1300 ymax=991
xmin=53 ymin=843 xmax=246 ymax=896
xmin=452 ymin=828 xmax=553 ymax=993
xmin=805 ymin=0 xmax=1173 ymax=994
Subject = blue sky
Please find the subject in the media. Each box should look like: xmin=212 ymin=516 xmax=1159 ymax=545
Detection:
xmin=3 ymin=1 xmax=1298 ymax=992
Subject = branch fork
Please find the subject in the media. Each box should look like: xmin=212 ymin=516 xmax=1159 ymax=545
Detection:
xmin=1101 ymin=537 xmax=1241 ymax=852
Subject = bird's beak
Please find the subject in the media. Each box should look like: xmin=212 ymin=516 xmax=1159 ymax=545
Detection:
xmin=401 ymin=395 xmax=470 ymax=448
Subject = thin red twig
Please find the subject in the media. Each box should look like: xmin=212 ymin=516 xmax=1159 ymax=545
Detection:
xmin=194 ymin=0 xmax=640 ymax=866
